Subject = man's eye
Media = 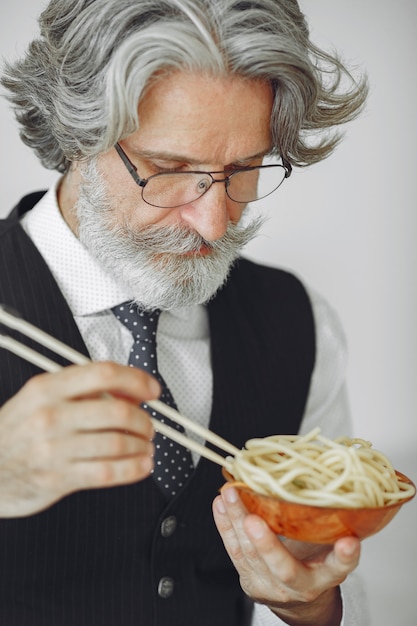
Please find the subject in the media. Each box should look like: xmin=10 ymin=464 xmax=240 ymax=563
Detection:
xmin=151 ymin=161 xmax=185 ymax=173
xmin=227 ymin=158 xmax=263 ymax=170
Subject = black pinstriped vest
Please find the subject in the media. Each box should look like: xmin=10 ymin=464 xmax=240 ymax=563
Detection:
xmin=0 ymin=192 xmax=315 ymax=626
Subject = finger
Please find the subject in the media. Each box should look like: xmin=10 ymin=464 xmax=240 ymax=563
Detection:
xmin=67 ymin=431 xmax=155 ymax=462
xmin=244 ymin=514 xmax=286 ymax=557
xmin=29 ymin=396 xmax=155 ymax=440
xmin=244 ymin=517 xmax=332 ymax=568
xmin=23 ymin=361 xmax=161 ymax=405
xmin=286 ymin=538 xmax=360 ymax=601
xmin=68 ymin=454 xmax=155 ymax=491
xmin=213 ymin=488 xmax=261 ymax=567
xmin=212 ymin=494 xmax=240 ymax=549
xmin=243 ymin=514 xmax=299 ymax=578
xmin=70 ymin=396 xmax=155 ymax=438
xmin=326 ymin=537 xmax=361 ymax=576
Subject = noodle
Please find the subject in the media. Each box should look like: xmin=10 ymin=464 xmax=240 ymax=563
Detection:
xmin=228 ymin=428 xmax=415 ymax=508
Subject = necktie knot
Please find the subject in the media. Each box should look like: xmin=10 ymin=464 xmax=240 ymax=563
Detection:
xmin=112 ymin=303 xmax=160 ymax=344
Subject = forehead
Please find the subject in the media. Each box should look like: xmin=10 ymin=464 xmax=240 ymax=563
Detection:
xmin=127 ymin=71 xmax=273 ymax=163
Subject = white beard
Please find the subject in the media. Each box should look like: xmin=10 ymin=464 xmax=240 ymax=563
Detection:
xmin=75 ymin=160 xmax=264 ymax=310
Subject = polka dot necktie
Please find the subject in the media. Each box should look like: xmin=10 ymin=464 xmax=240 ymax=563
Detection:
xmin=112 ymin=303 xmax=194 ymax=498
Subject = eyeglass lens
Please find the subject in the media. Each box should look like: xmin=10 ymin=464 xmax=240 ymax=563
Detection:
xmin=142 ymin=166 xmax=286 ymax=208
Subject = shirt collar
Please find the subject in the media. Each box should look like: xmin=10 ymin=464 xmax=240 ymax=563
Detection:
xmin=20 ymin=182 xmax=133 ymax=316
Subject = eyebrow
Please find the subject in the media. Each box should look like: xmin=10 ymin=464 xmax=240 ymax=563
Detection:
xmin=130 ymin=146 xmax=272 ymax=166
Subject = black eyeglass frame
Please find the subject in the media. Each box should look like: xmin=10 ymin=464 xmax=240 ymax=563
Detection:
xmin=114 ymin=142 xmax=292 ymax=208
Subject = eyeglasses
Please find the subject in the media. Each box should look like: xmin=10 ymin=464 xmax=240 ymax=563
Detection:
xmin=115 ymin=143 xmax=292 ymax=209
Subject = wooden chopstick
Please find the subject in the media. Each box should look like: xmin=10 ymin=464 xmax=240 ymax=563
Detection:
xmin=0 ymin=331 xmax=233 ymax=470
xmin=0 ymin=305 xmax=236 ymax=470
xmin=0 ymin=304 xmax=89 ymax=366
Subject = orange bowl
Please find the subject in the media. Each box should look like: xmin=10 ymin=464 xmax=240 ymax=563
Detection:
xmin=221 ymin=470 xmax=416 ymax=544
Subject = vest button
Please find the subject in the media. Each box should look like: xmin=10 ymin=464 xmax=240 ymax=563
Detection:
xmin=158 ymin=577 xmax=175 ymax=598
xmin=161 ymin=515 xmax=178 ymax=538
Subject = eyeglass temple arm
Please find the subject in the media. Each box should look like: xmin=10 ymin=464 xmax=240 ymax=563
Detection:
xmin=115 ymin=143 xmax=147 ymax=187
xmin=282 ymin=158 xmax=292 ymax=178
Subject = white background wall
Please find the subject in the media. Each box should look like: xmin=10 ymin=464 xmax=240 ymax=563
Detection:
xmin=0 ymin=1 xmax=416 ymax=624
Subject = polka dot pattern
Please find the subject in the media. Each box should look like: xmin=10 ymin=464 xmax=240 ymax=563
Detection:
xmin=112 ymin=303 xmax=194 ymax=497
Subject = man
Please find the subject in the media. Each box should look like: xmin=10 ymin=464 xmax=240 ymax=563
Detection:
xmin=0 ymin=1 xmax=369 ymax=624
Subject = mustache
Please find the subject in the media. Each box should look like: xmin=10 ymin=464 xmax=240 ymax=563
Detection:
xmin=113 ymin=216 xmax=264 ymax=255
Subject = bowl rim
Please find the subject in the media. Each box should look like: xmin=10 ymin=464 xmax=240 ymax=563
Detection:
xmin=221 ymin=469 xmax=416 ymax=512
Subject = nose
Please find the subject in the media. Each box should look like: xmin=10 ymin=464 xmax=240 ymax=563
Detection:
xmin=178 ymin=181 xmax=242 ymax=242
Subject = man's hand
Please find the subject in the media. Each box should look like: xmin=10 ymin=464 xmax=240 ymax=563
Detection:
xmin=213 ymin=486 xmax=361 ymax=626
xmin=0 ymin=361 xmax=160 ymax=517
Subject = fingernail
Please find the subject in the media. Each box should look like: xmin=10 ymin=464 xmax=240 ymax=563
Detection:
xmin=248 ymin=518 xmax=268 ymax=540
xmin=141 ymin=456 xmax=154 ymax=475
xmin=149 ymin=377 xmax=161 ymax=397
xmin=342 ymin=543 xmax=357 ymax=558
xmin=223 ymin=486 xmax=238 ymax=504
xmin=215 ymin=497 xmax=226 ymax=515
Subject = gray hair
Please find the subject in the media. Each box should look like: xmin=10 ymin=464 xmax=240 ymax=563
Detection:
xmin=1 ymin=0 xmax=368 ymax=173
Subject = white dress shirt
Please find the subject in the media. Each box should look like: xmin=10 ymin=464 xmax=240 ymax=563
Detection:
xmin=20 ymin=183 xmax=368 ymax=626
